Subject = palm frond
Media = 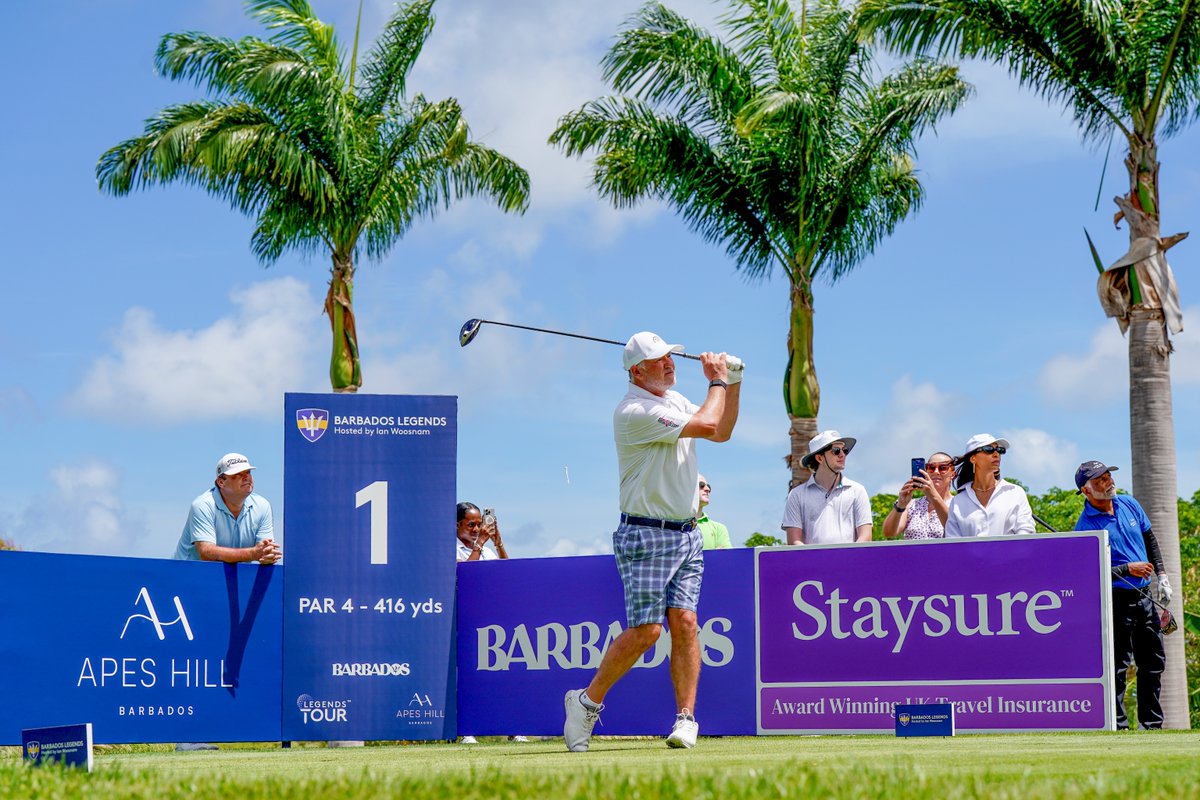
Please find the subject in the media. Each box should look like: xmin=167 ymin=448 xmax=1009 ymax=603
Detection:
xmin=247 ymin=0 xmax=342 ymax=77
xmin=723 ymin=0 xmax=803 ymax=84
xmin=603 ymin=2 xmax=757 ymax=131
xmin=358 ymin=0 xmax=436 ymax=116
xmin=856 ymin=0 xmax=1129 ymax=142
xmin=552 ymin=95 xmax=787 ymax=279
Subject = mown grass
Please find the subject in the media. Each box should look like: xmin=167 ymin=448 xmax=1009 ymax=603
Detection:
xmin=2 ymin=732 xmax=1198 ymax=798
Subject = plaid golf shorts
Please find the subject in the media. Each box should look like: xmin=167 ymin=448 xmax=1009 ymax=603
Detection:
xmin=613 ymin=521 xmax=705 ymax=627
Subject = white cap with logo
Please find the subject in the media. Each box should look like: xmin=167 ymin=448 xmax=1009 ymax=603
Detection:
xmin=216 ymin=453 xmax=255 ymax=477
xmin=623 ymin=331 xmax=685 ymax=370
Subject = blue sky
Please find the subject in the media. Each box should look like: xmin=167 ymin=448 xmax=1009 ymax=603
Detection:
xmin=3 ymin=0 xmax=1198 ymax=560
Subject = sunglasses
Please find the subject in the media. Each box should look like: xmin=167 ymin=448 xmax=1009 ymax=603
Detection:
xmin=925 ymin=463 xmax=954 ymax=473
xmin=699 ymin=482 xmax=712 ymax=490
xmin=827 ymin=446 xmax=849 ymax=456
xmin=977 ymin=445 xmax=1007 ymax=455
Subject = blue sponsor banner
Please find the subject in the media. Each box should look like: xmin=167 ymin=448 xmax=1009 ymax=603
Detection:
xmin=456 ymin=547 xmax=755 ymax=736
xmin=895 ymin=703 xmax=955 ymax=737
xmin=282 ymin=394 xmax=457 ymax=741
xmin=23 ymin=723 xmax=94 ymax=770
xmin=0 ymin=551 xmax=282 ymax=744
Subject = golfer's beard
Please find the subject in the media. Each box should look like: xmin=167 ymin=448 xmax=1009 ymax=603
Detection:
xmin=643 ymin=374 xmax=676 ymax=394
xmin=1096 ymin=487 xmax=1117 ymax=500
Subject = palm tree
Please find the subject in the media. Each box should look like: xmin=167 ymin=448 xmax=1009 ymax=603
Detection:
xmin=857 ymin=0 xmax=1196 ymax=729
xmin=550 ymin=0 xmax=968 ymax=486
xmin=98 ymin=0 xmax=530 ymax=392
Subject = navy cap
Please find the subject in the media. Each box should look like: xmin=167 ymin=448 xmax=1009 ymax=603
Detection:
xmin=1074 ymin=461 xmax=1118 ymax=493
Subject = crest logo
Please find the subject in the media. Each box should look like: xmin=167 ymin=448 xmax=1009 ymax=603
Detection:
xmin=120 ymin=587 xmax=194 ymax=641
xmin=25 ymin=741 xmax=40 ymax=759
xmin=898 ymin=713 xmax=911 ymax=727
xmin=296 ymin=408 xmax=329 ymax=442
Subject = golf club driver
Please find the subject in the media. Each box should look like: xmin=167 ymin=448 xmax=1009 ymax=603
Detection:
xmin=459 ymin=318 xmax=744 ymax=370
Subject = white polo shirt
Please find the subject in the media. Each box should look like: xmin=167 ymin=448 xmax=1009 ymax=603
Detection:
xmin=614 ymin=383 xmax=699 ymax=520
xmin=944 ymin=480 xmax=1035 ymax=537
xmin=780 ymin=474 xmax=872 ymax=544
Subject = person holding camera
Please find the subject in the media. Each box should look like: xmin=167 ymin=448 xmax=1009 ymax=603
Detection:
xmin=882 ymin=452 xmax=954 ymax=540
xmin=455 ymin=501 xmax=521 ymax=745
xmin=455 ymin=502 xmax=509 ymax=561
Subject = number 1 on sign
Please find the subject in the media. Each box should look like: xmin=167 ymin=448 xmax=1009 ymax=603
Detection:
xmin=355 ymin=481 xmax=388 ymax=564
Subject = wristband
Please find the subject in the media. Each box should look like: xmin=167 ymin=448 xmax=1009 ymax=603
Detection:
xmin=893 ymin=502 xmax=906 ymax=512
xmin=709 ymin=379 xmax=728 ymax=389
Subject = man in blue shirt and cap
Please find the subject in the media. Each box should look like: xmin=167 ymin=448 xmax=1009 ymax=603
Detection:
xmin=1073 ymin=460 xmax=1171 ymax=729
xmin=174 ymin=452 xmax=281 ymax=564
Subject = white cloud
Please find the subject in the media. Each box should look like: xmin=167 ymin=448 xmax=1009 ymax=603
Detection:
xmin=1039 ymin=322 xmax=1128 ymax=406
xmin=4 ymin=460 xmax=155 ymax=557
xmin=68 ymin=278 xmax=323 ymax=424
xmin=544 ymin=536 xmax=612 ymax=558
xmin=1000 ymin=427 xmax=1080 ymax=491
xmin=1039 ymin=306 xmax=1200 ymax=407
xmin=355 ymin=266 xmax=579 ymax=411
xmin=851 ymin=376 xmax=962 ymax=493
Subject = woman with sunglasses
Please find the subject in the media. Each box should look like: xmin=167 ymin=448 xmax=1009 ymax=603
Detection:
xmin=882 ymin=452 xmax=955 ymax=539
xmin=941 ymin=434 xmax=1034 ymax=537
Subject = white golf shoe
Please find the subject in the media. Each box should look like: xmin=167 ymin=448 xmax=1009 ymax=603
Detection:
xmin=666 ymin=710 xmax=698 ymax=749
xmin=563 ymin=689 xmax=603 ymax=752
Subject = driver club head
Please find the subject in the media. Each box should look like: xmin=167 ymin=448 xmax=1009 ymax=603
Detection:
xmin=459 ymin=318 xmax=484 ymax=348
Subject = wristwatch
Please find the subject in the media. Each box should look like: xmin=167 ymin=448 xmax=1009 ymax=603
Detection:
xmin=709 ymin=379 xmax=728 ymax=389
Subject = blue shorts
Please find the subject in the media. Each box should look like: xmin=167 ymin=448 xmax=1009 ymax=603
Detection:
xmin=612 ymin=522 xmax=704 ymax=627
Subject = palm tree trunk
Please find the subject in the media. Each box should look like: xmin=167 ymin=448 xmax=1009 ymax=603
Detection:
xmin=786 ymin=281 xmax=820 ymax=489
xmin=1128 ymin=307 xmax=1187 ymax=728
xmin=1123 ymin=137 xmax=1188 ymax=728
xmin=325 ymin=254 xmax=362 ymax=393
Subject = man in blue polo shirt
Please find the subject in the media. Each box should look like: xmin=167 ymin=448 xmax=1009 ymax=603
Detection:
xmin=1073 ymin=460 xmax=1172 ymax=729
xmin=173 ymin=453 xmax=281 ymax=564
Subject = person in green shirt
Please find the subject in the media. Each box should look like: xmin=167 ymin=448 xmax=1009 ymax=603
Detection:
xmin=696 ymin=474 xmax=732 ymax=550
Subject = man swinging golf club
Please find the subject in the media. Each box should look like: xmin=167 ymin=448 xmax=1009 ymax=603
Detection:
xmin=563 ymin=331 xmax=742 ymax=752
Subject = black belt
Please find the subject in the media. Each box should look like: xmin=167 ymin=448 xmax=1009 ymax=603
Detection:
xmin=620 ymin=513 xmax=697 ymax=532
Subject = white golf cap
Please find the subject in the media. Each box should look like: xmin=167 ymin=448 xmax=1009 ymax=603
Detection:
xmin=962 ymin=433 xmax=1010 ymax=456
xmin=623 ymin=331 xmax=685 ymax=370
xmin=801 ymin=430 xmax=856 ymax=470
xmin=216 ymin=453 xmax=255 ymax=477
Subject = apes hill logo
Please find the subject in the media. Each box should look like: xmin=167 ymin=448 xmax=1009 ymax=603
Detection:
xmin=296 ymin=408 xmax=329 ymax=443
xmin=120 ymin=587 xmax=194 ymax=641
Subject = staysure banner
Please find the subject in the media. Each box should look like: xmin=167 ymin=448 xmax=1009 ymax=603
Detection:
xmin=456 ymin=548 xmax=757 ymax=736
xmin=756 ymin=533 xmax=1114 ymax=733
xmin=0 ymin=551 xmax=282 ymax=745
xmin=282 ymin=393 xmax=457 ymax=741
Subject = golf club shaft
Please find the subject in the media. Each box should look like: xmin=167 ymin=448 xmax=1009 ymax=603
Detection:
xmin=476 ymin=319 xmax=703 ymax=361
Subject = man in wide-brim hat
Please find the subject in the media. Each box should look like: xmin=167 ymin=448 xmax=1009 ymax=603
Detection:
xmin=781 ymin=430 xmax=872 ymax=545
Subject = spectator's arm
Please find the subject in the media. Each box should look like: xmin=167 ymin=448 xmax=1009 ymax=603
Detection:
xmin=195 ymin=539 xmax=278 ymax=564
xmin=1143 ymin=528 xmax=1165 ymax=575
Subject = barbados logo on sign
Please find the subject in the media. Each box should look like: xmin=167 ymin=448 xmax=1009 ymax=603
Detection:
xmin=25 ymin=741 xmax=40 ymax=759
xmin=296 ymin=408 xmax=329 ymax=443
xmin=898 ymin=713 xmax=911 ymax=727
